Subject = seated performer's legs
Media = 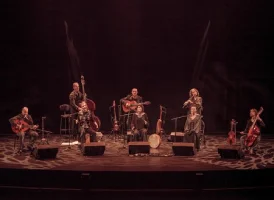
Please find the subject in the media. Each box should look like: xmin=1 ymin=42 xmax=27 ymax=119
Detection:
xmin=79 ymin=126 xmax=85 ymax=144
xmin=240 ymin=135 xmax=247 ymax=150
xmin=183 ymin=131 xmax=194 ymax=143
xmin=140 ymin=128 xmax=148 ymax=141
xmin=252 ymin=135 xmax=261 ymax=151
xmin=133 ymin=129 xmax=140 ymax=141
xmin=86 ymin=128 xmax=97 ymax=142
xmin=17 ymin=132 xmax=25 ymax=151
xmin=28 ymin=130 xmax=39 ymax=149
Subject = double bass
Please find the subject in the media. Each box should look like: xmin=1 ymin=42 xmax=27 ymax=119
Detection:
xmin=227 ymin=119 xmax=237 ymax=145
xmin=80 ymin=75 xmax=101 ymax=131
xmin=245 ymin=107 xmax=263 ymax=147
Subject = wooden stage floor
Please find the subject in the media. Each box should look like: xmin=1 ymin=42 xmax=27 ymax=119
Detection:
xmin=0 ymin=134 xmax=274 ymax=171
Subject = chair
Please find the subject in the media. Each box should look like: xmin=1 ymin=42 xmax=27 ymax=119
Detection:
xmin=59 ymin=104 xmax=72 ymax=137
xmin=13 ymin=133 xmax=30 ymax=153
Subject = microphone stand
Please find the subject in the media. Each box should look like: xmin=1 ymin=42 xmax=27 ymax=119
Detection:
xmin=39 ymin=117 xmax=49 ymax=145
xmin=120 ymin=113 xmax=134 ymax=148
xmin=171 ymin=115 xmax=187 ymax=142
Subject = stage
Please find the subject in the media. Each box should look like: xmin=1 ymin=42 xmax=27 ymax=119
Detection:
xmin=1 ymin=133 xmax=274 ymax=197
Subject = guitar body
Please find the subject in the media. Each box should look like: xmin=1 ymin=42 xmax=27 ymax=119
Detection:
xmin=122 ymin=100 xmax=151 ymax=113
xmin=245 ymin=125 xmax=260 ymax=147
xmin=122 ymin=100 xmax=137 ymax=112
xmin=11 ymin=119 xmax=30 ymax=134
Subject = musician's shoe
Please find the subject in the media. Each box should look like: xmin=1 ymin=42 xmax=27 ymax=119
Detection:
xmin=249 ymin=149 xmax=254 ymax=155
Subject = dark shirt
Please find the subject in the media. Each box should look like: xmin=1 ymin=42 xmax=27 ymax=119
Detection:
xmin=9 ymin=114 xmax=34 ymax=126
xmin=69 ymin=91 xmax=84 ymax=112
xmin=131 ymin=112 xmax=149 ymax=130
xmin=78 ymin=109 xmax=92 ymax=129
xmin=244 ymin=118 xmax=265 ymax=133
xmin=122 ymin=95 xmax=143 ymax=104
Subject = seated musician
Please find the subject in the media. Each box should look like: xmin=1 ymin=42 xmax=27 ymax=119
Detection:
xmin=183 ymin=88 xmax=203 ymax=115
xmin=9 ymin=107 xmax=39 ymax=152
xmin=78 ymin=101 xmax=98 ymax=144
xmin=183 ymin=105 xmax=202 ymax=150
xmin=122 ymin=88 xmax=143 ymax=106
xmin=240 ymin=108 xmax=265 ymax=154
xmin=121 ymin=88 xmax=143 ymax=130
xmin=131 ymin=105 xmax=149 ymax=141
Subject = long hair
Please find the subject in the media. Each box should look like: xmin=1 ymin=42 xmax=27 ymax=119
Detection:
xmin=250 ymin=108 xmax=258 ymax=115
xmin=189 ymin=88 xmax=200 ymax=98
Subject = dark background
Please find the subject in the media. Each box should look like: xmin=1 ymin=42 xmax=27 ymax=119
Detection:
xmin=1 ymin=0 xmax=273 ymax=135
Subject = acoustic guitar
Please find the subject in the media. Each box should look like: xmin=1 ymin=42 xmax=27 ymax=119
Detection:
xmin=122 ymin=100 xmax=151 ymax=113
xmin=11 ymin=118 xmax=39 ymax=134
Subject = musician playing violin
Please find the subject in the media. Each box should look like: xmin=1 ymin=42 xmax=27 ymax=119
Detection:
xmin=78 ymin=101 xmax=98 ymax=144
xmin=240 ymin=108 xmax=265 ymax=154
xmin=9 ymin=107 xmax=39 ymax=152
xmin=131 ymin=105 xmax=149 ymax=141
xmin=183 ymin=88 xmax=203 ymax=115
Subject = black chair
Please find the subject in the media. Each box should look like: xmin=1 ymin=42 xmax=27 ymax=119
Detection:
xmin=199 ymin=120 xmax=206 ymax=147
xmin=59 ymin=104 xmax=72 ymax=136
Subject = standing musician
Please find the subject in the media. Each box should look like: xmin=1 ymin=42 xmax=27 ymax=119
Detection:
xmin=78 ymin=101 xmax=98 ymax=144
xmin=9 ymin=107 xmax=39 ymax=152
xmin=240 ymin=108 xmax=265 ymax=154
xmin=183 ymin=105 xmax=202 ymax=150
xmin=183 ymin=88 xmax=203 ymax=115
xmin=131 ymin=105 xmax=149 ymax=141
xmin=69 ymin=82 xmax=85 ymax=134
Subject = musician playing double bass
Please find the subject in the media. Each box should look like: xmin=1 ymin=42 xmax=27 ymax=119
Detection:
xmin=78 ymin=101 xmax=98 ymax=144
xmin=69 ymin=82 xmax=84 ymax=133
xmin=240 ymin=108 xmax=265 ymax=154
xmin=9 ymin=107 xmax=39 ymax=152
xmin=131 ymin=105 xmax=149 ymax=141
xmin=183 ymin=88 xmax=203 ymax=115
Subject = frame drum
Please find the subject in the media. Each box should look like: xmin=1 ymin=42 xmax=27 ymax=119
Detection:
xmin=148 ymin=134 xmax=161 ymax=149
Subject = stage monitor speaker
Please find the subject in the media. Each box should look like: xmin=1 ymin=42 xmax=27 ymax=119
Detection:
xmin=32 ymin=145 xmax=59 ymax=159
xmin=172 ymin=142 xmax=195 ymax=156
xmin=82 ymin=142 xmax=105 ymax=156
xmin=218 ymin=145 xmax=244 ymax=159
xmin=128 ymin=142 xmax=150 ymax=155
xmin=170 ymin=132 xmax=184 ymax=142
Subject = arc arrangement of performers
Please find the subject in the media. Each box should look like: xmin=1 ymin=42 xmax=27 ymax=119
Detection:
xmin=9 ymin=76 xmax=265 ymax=156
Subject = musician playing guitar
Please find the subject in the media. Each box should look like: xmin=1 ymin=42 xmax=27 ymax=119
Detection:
xmin=121 ymin=88 xmax=143 ymax=108
xmin=240 ymin=108 xmax=265 ymax=154
xmin=9 ymin=107 xmax=39 ymax=153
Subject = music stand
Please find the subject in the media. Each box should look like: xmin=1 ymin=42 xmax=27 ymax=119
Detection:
xmin=171 ymin=115 xmax=187 ymax=142
xmin=39 ymin=117 xmax=50 ymax=145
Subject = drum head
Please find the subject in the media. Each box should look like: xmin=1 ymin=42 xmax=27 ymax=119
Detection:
xmin=148 ymin=134 xmax=161 ymax=149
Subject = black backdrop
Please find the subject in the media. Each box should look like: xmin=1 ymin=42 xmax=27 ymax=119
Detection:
xmin=1 ymin=0 xmax=274 ymax=135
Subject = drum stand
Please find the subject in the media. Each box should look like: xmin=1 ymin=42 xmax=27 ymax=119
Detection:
xmin=171 ymin=115 xmax=187 ymax=142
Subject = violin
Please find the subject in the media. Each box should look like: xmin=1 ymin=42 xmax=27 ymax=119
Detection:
xmin=245 ymin=107 xmax=263 ymax=147
xmin=227 ymin=119 xmax=237 ymax=145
